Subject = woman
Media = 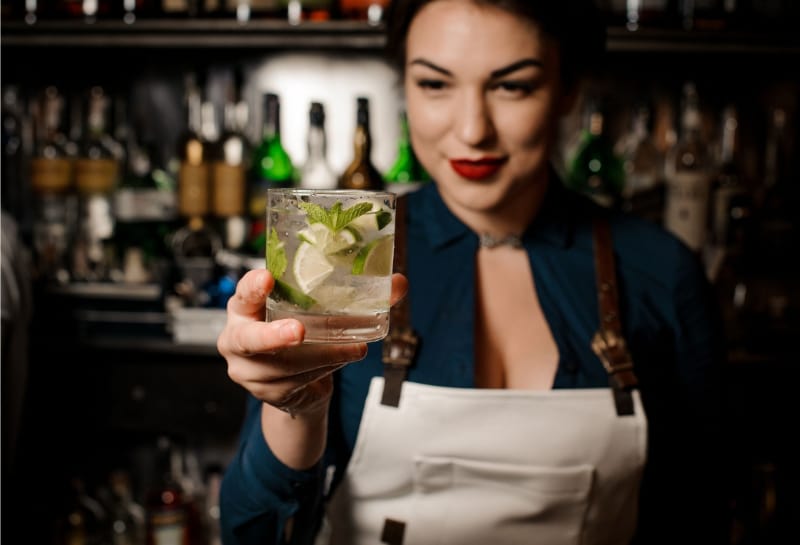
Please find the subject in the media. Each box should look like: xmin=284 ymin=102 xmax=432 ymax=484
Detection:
xmin=217 ymin=1 xmax=729 ymax=544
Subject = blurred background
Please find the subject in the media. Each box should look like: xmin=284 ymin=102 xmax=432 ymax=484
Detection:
xmin=1 ymin=1 xmax=798 ymax=544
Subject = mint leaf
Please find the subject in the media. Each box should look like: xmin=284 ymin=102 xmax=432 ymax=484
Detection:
xmin=375 ymin=210 xmax=392 ymax=230
xmin=297 ymin=201 xmax=330 ymax=227
xmin=266 ymin=227 xmax=287 ymax=280
xmin=298 ymin=200 xmax=373 ymax=234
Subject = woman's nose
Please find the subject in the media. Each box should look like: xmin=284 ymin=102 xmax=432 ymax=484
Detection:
xmin=455 ymin=91 xmax=495 ymax=146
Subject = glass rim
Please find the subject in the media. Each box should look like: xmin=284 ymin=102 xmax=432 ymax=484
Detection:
xmin=267 ymin=188 xmax=396 ymax=200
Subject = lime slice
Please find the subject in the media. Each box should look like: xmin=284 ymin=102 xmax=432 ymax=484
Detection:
xmin=309 ymin=284 xmax=358 ymax=310
xmin=297 ymin=223 xmax=361 ymax=255
xmin=293 ymin=241 xmax=334 ymax=293
xmin=351 ymin=235 xmax=394 ymax=276
xmin=272 ymin=279 xmax=317 ymax=310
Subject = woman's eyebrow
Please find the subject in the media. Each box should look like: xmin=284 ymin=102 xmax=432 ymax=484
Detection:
xmin=407 ymin=57 xmax=543 ymax=78
xmin=408 ymin=58 xmax=451 ymax=76
xmin=490 ymin=58 xmax=543 ymax=78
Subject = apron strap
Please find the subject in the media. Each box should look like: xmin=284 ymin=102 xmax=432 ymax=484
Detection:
xmin=381 ymin=194 xmax=419 ymax=407
xmin=591 ymin=218 xmax=639 ymax=416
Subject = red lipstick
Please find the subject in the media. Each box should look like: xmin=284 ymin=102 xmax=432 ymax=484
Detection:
xmin=450 ymin=158 xmax=506 ymax=180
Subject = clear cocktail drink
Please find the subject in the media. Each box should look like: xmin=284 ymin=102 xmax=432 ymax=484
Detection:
xmin=266 ymin=188 xmax=396 ymax=343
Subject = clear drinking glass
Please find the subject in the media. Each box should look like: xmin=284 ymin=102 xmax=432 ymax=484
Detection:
xmin=266 ymin=188 xmax=396 ymax=343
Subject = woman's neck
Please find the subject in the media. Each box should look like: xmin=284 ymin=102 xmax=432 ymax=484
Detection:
xmin=444 ymin=174 xmax=551 ymax=239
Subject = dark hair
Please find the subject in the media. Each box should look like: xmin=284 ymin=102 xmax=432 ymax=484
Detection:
xmin=384 ymin=0 xmax=606 ymax=89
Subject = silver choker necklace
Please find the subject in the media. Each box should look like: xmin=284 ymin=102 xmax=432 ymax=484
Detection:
xmin=478 ymin=233 xmax=523 ymax=249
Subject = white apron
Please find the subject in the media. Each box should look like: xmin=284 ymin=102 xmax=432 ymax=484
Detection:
xmin=316 ymin=376 xmax=647 ymax=545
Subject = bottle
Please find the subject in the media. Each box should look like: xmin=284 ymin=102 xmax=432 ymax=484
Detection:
xmin=709 ymin=105 xmax=751 ymax=253
xmin=29 ymin=86 xmax=76 ymax=284
xmin=54 ymin=477 xmax=110 ymax=545
xmin=211 ymin=85 xmax=250 ymax=252
xmin=299 ymin=101 xmax=337 ymax=190
xmin=248 ymin=92 xmax=294 ymax=255
xmin=707 ymin=105 xmax=754 ymax=348
xmin=107 ymin=470 xmax=146 ymax=545
xmin=281 ymin=0 xmax=333 ymax=24
xmin=2 ymin=85 xmax=28 ymax=227
xmin=604 ymin=0 xmax=670 ymax=30
xmin=113 ymin=99 xmax=179 ymax=285
xmin=338 ymin=0 xmax=388 ymax=25
xmin=663 ymin=81 xmax=714 ymax=253
xmin=171 ymin=76 xmax=222 ymax=305
xmin=614 ymin=102 xmax=665 ymax=221
xmin=339 ymin=96 xmax=384 ymax=191
xmin=384 ymin=109 xmax=429 ymax=195
xmin=145 ymin=437 xmax=190 ymax=545
xmin=566 ymin=97 xmax=625 ymax=209
xmin=71 ymin=86 xmax=122 ymax=283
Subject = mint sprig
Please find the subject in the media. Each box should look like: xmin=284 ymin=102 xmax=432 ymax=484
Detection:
xmin=266 ymin=227 xmax=287 ymax=280
xmin=298 ymin=201 xmax=373 ymax=234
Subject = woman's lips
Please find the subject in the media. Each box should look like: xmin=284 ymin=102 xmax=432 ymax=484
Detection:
xmin=449 ymin=158 xmax=506 ymax=180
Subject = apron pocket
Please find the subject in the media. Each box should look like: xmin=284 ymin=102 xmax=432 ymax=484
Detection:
xmin=409 ymin=455 xmax=594 ymax=545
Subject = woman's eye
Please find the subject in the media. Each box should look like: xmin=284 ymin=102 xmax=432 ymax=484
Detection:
xmin=416 ymin=79 xmax=447 ymax=91
xmin=493 ymin=81 xmax=535 ymax=96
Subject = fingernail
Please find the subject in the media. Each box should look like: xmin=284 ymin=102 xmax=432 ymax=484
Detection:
xmin=278 ymin=322 xmax=301 ymax=344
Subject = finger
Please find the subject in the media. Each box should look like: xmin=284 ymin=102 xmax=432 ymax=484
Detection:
xmin=390 ymin=273 xmax=409 ymax=306
xmin=227 ymin=269 xmax=274 ymax=319
xmin=225 ymin=340 xmax=367 ymax=384
xmin=221 ymin=317 xmax=306 ymax=357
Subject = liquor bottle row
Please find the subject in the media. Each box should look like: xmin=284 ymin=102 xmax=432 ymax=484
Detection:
xmin=2 ymin=73 xmax=797 ymax=350
xmin=563 ymin=80 xmax=799 ymax=353
xmin=5 ymin=0 xmax=799 ymax=30
xmin=52 ymin=436 xmax=223 ymax=545
xmin=0 ymin=78 xmax=428 ymax=312
xmin=598 ymin=0 xmax=800 ymax=32
xmin=2 ymin=0 xmax=393 ymax=26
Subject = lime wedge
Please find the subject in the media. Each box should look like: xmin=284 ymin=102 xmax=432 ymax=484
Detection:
xmin=293 ymin=241 xmax=334 ymax=293
xmin=272 ymin=279 xmax=317 ymax=310
xmin=351 ymin=235 xmax=394 ymax=276
xmin=298 ymin=223 xmax=360 ymax=255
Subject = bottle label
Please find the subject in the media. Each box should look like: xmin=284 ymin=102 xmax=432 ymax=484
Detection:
xmin=212 ymin=162 xmax=245 ymax=216
xmin=30 ymin=158 xmax=72 ymax=193
xmin=664 ymin=171 xmax=711 ymax=251
xmin=179 ymin=163 xmax=210 ymax=217
xmin=115 ymin=189 xmax=178 ymax=221
xmin=75 ymin=158 xmax=118 ymax=194
xmin=149 ymin=509 xmax=187 ymax=545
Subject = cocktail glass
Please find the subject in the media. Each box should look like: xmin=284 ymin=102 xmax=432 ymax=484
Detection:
xmin=265 ymin=188 xmax=396 ymax=343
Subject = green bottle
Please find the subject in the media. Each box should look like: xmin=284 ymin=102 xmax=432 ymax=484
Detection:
xmin=384 ymin=110 xmax=430 ymax=195
xmin=567 ymin=99 xmax=625 ymax=209
xmin=248 ymin=92 xmax=295 ymax=255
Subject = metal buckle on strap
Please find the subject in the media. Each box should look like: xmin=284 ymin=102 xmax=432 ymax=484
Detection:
xmin=381 ymin=327 xmax=419 ymax=407
xmin=382 ymin=327 xmax=419 ymax=368
xmin=591 ymin=329 xmax=637 ymax=389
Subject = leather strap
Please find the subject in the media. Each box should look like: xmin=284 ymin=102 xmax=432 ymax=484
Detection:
xmin=381 ymin=194 xmax=418 ymax=407
xmin=381 ymin=518 xmax=406 ymax=545
xmin=591 ymin=218 xmax=639 ymax=416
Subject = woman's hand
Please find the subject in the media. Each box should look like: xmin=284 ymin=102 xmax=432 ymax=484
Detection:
xmin=218 ymin=268 xmax=409 ymax=418
xmin=217 ymin=269 xmax=408 ymax=469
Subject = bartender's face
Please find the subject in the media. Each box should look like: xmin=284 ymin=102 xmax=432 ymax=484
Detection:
xmin=404 ymin=0 xmax=571 ymax=216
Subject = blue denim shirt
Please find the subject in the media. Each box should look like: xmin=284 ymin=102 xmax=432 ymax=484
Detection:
xmin=220 ymin=179 xmax=728 ymax=545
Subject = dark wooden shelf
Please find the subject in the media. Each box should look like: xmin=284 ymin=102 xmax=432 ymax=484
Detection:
xmin=605 ymin=26 xmax=800 ymax=55
xmin=0 ymin=19 xmax=386 ymax=49
xmin=3 ymin=19 xmax=800 ymax=55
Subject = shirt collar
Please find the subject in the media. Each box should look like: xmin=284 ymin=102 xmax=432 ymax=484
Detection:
xmin=415 ymin=168 xmax=577 ymax=251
